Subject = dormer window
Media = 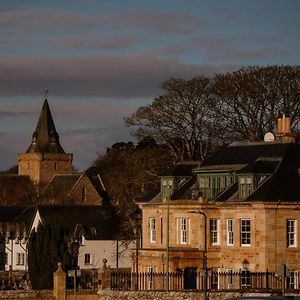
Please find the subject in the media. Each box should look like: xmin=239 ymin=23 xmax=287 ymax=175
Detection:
xmin=239 ymin=176 xmax=253 ymax=199
xmin=198 ymin=174 xmax=234 ymax=200
xmin=161 ymin=178 xmax=173 ymax=200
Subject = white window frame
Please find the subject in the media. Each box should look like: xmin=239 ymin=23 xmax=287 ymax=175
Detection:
xmin=16 ymin=253 xmax=25 ymax=266
xmin=287 ymin=219 xmax=297 ymax=247
xmin=240 ymin=219 xmax=251 ymax=247
xmin=210 ymin=219 xmax=220 ymax=245
xmin=149 ymin=218 xmax=156 ymax=243
xmin=227 ymin=219 xmax=234 ymax=246
xmin=179 ymin=218 xmax=187 ymax=244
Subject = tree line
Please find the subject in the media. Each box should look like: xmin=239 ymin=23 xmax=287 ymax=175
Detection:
xmin=94 ymin=65 xmax=300 ymax=208
xmin=125 ymin=65 xmax=300 ymax=161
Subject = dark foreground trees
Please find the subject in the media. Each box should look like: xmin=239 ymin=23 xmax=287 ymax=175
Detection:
xmin=28 ymin=223 xmax=73 ymax=289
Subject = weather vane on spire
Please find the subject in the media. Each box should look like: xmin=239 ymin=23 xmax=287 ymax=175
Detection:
xmin=44 ymin=89 xmax=49 ymax=98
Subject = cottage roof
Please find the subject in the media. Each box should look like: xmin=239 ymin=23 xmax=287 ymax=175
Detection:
xmin=26 ymin=99 xmax=65 ymax=153
xmin=37 ymin=205 xmax=119 ymax=240
xmin=42 ymin=174 xmax=81 ymax=202
xmin=0 ymin=175 xmax=35 ymax=206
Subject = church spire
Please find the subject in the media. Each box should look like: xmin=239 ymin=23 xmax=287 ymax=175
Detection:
xmin=26 ymin=99 xmax=65 ymax=153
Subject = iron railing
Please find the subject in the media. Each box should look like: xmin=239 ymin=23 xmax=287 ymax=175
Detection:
xmin=110 ymin=270 xmax=300 ymax=292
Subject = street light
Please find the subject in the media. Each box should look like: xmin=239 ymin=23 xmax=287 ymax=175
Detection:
xmin=187 ymin=210 xmax=208 ymax=300
xmin=134 ymin=207 xmax=142 ymax=290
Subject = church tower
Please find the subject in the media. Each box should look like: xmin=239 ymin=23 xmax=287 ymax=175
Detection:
xmin=18 ymin=99 xmax=73 ymax=191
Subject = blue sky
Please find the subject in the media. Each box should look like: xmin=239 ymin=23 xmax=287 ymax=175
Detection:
xmin=0 ymin=0 xmax=299 ymax=170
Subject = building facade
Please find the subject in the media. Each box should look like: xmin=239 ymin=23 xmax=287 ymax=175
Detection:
xmin=136 ymin=116 xmax=300 ymax=283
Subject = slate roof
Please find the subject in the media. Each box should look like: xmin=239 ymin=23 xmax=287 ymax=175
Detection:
xmin=26 ymin=99 xmax=65 ymax=153
xmin=160 ymin=161 xmax=199 ymax=177
xmin=37 ymin=205 xmax=120 ymax=240
xmin=198 ymin=141 xmax=291 ymax=170
xmin=0 ymin=175 xmax=35 ymax=206
xmin=142 ymin=141 xmax=300 ymax=204
xmin=246 ymin=143 xmax=300 ymax=201
xmin=0 ymin=206 xmax=36 ymax=239
xmin=238 ymin=158 xmax=281 ymax=174
xmin=42 ymin=174 xmax=81 ymax=203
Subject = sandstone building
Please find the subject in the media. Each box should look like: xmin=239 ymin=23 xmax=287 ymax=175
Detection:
xmin=136 ymin=116 xmax=300 ymax=288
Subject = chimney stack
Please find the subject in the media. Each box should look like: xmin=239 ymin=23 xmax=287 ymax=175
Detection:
xmin=276 ymin=114 xmax=295 ymax=142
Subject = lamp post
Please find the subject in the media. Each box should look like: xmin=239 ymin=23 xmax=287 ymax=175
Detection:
xmin=134 ymin=207 xmax=142 ymax=290
xmin=188 ymin=210 xmax=208 ymax=300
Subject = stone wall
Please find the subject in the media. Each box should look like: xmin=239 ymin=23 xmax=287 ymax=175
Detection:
xmin=0 ymin=290 xmax=53 ymax=299
xmin=97 ymin=290 xmax=286 ymax=300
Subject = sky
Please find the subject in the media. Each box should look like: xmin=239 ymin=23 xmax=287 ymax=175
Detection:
xmin=0 ymin=0 xmax=299 ymax=171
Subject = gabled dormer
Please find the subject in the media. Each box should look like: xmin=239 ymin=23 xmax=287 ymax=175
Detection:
xmin=159 ymin=161 xmax=198 ymax=202
xmin=237 ymin=157 xmax=281 ymax=199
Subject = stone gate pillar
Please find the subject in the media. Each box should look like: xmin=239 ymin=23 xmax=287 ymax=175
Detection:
xmin=98 ymin=258 xmax=111 ymax=290
xmin=53 ymin=262 xmax=66 ymax=300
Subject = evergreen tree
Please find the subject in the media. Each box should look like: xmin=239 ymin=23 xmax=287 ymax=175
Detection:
xmin=28 ymin=223 xmax=73 ymax=289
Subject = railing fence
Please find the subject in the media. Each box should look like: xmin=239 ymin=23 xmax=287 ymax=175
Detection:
xmin=111 ymin=270 xmax=300 ymax=292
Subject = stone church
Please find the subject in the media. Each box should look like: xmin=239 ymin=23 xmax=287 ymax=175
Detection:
xmin=0 ymin=99 xmax=123 ymax=272
xmin=0 ymin=99 xmax=106 ymax=206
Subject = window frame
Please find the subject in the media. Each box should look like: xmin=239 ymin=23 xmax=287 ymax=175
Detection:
xmin=179 ymin=218 xmax=187 ymax=244
xmin=227 ymin=219 xmax=234 ymax=246
xmin=84 ymin=253 xmax=91 ymax=265
xmin=240 ymin=269 xmax=251 ymax=289
xmin=149 ymin=217 xmax=156 ymax=243
xmin=210 ymin=219 xmax=220 ymax=245
xmin=287 ymin=219 xmax=297 ymax=247
xmin=147 ymin=266 xmax=155 ymax=290
xmin=240 ymin=219 xmax=251 ymax=247
xmin=16 ymin=253 xmax=25 ymax=266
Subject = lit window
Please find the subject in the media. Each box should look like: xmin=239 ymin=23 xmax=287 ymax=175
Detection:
xmin=84 ymin=253 xmax=91 ymax=264
xmin=16 ymin=253 xmax=25 ymax=265
xmin=149 ymin=218 xmax=156 ymax=243
xmin=179 ymin=218 xmax=187 ymax=244
xmin=227 ymin=219 xmax=234 ymax=246
xmin=210 ymin=219 xmax=219 ymax=245
xmin=287 ymin=220 xmax=297 ymax=247
xmin=241 ymin=219 xmax=251 ymax=246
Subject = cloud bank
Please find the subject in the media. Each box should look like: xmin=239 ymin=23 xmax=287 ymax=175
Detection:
xmin=0 ymin=54 xmax=236 ymax=98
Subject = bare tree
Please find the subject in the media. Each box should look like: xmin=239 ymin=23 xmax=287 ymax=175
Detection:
xmin=126 ymin=76 xmax=221 ymax=161
xmin=213 ymin=66 xmax=300 ymax=141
